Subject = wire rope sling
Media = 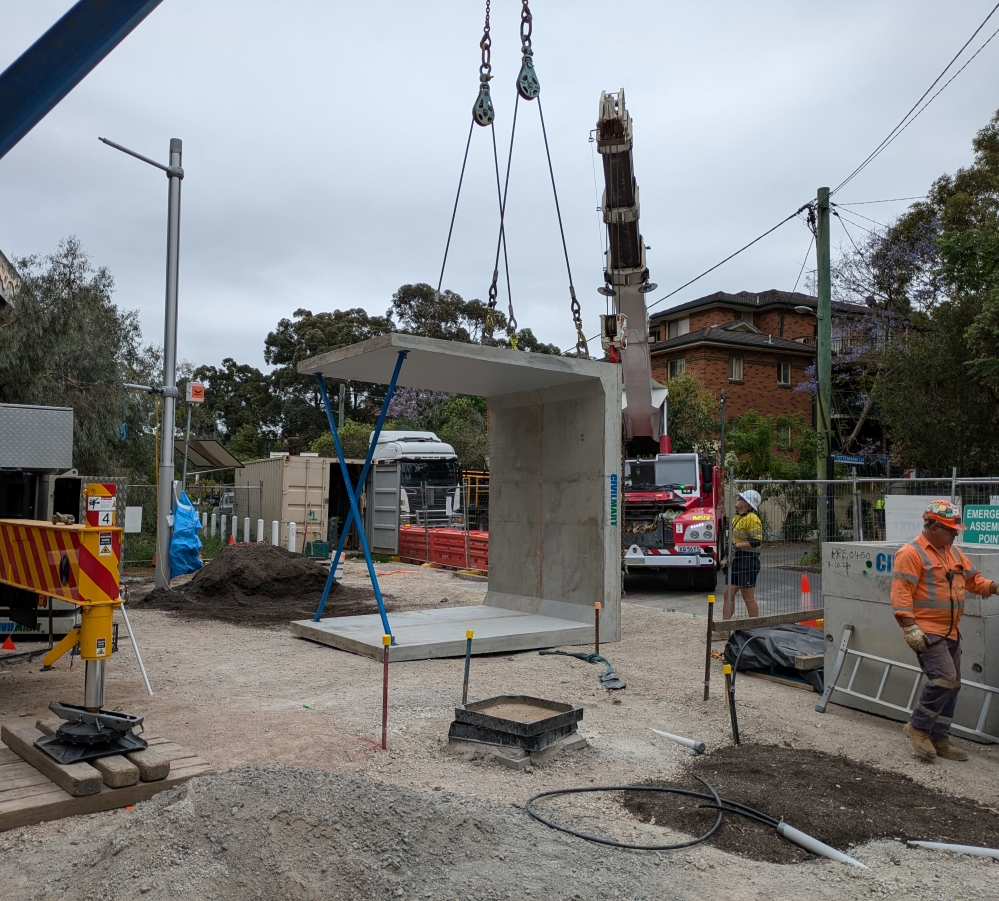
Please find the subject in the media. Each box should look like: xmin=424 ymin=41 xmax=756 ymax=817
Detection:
xmin=435 ymin=0 xmax=589 ymax=357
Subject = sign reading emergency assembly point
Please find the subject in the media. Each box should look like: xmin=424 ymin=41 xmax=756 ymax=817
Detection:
xmin=961 ymin=505 xmax=999 ymax=546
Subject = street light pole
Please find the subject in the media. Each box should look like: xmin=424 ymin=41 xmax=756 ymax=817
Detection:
xmin=100 ymin=136 xmax=184 ymax=590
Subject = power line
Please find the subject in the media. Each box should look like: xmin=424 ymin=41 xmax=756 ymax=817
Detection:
xmin=836 ymin=196 xmax=925 ymax=206
xmin=832 ymin=2 xmax=999 ymax=196
xmin=832 ymin=205 xmax=886 ymax=229
xmin=834 ymin=210 xmax=876 ymax=235
xmin=834 ymin=210 xmax=865 ymax=258
xmin=646 ymin=205 xmax=811 ymax=312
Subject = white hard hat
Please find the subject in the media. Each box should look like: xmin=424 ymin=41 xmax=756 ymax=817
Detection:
xmin=738 ymin=489 xmax=762 ymax=511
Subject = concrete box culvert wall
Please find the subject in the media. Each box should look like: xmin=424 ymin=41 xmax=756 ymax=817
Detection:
xmin=822 ymin=540 xmax=999 ymax=741
xmin=290 ymin=333 xmax=622 ymax=660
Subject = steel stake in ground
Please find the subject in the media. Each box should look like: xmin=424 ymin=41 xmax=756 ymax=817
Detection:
xmin=723 ymin=663 xmax=740 ymax=744
xmin=594 ymin=601 xmax=601 ymax=655
xmin=382 ymin=634 xmax=390 ymax=750
xmin=703 ymin=594 xmax=715 ymax=701
xmin=461 ymin=629 xmax=474 ymax=706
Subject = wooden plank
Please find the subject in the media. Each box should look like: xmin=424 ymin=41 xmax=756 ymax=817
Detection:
xmin=35 ymin=718 xmax=141 ymax=787
xmin=794 ymin=653 xmax=824 ymax=672
xmin=0 ymin=757 xmax=211 ymax=832
xmin=125 ymin=747 xmax=170 ymax=782
xmin=745 ymin=670 xmax=817 ymax=692
xmin=0 ymin=768 xmax=52 ymax=792
xmin=92 ymin=755 xmax=139 ymax=788
xmin=714 ymin=608 xmax=825 ymax=633
xmin=0 ymin=724 xmax=103 ymax=797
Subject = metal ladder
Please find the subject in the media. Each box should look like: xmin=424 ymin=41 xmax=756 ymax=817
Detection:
xmin=815 ymin=624 xmax=999 ymax=744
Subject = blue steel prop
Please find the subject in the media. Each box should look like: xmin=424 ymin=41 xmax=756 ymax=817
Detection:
xmin=312 ymin=350 xmax=409 ymax=636
xmin=0 ymin=0 xmax=164 ymax=162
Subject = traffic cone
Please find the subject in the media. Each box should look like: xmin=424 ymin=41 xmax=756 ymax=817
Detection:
xmin=228 ymin=534 xmax=235 ymax=546
xmin=1 ymin=635 xmax=16 ymax=651
xmin=800 ymin=572 xmax=819 ymax=627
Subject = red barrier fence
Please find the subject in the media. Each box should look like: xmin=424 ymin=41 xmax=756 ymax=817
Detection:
xmin=398 ymin=526 xmax=488 ymax=572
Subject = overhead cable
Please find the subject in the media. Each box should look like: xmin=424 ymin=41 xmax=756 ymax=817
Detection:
xmin=832 ymin=3 xmax=999 ymax=196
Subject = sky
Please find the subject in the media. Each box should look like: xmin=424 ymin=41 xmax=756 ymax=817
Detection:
xmin=1 ymin=1 xmax=998 ymax=371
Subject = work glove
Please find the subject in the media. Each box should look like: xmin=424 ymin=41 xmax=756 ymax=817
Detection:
xmin=903 ymin=624 xmax=928 ymax=654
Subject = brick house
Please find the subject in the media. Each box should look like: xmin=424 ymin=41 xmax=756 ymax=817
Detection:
xmin=649 ymin=289 xmax=871 ymax=430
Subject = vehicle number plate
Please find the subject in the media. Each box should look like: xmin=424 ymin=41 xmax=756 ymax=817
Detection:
xmin=675 ymin=546 xmax=703 ymax=554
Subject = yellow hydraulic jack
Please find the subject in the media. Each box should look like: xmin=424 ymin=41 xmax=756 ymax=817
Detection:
xmin=0 ymin=484 xmax=147 ymax=764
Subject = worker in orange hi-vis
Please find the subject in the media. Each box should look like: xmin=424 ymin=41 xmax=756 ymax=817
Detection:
xmin=891 ymin=499 xmax=999 ymax=762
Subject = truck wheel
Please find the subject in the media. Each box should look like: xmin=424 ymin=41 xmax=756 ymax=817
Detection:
xmin=693 ymin=569 xmax=718 ymax=592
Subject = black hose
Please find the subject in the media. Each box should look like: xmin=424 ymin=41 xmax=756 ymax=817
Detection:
xmin=524 ymin=777 xmax=778 ymax=852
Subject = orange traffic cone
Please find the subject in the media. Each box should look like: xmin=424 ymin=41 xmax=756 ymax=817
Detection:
xmin=1 ymin=635 xmax=16 ymax=651
xmin=800 ymin=572 xmax=819 ymax=627
xmin=228 ymin=534 xmax=235 ymax=546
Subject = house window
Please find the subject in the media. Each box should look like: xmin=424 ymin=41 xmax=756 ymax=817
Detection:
xmin=728 ymin=356 xmax=743 ymax=381
xmin=668 ymin=358 xmax=685 ymax=379
xmin=777 ymin=361 xmax=791 ymax=386
xmin=667 ymin=317 xmax=689 ymax=339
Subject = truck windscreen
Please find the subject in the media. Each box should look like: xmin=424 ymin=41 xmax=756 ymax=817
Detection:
xmin=401 ymin=460 xmax=459 ymax=487
xmin=626 ymin=458 xmax=698 ymax=490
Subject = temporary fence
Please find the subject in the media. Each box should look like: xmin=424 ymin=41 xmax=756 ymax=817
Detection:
xmin=395 ymin=477 xmax=490 ymax=571
xmin=721 ymin=474 xmax=999 ymax=629
xmin=120 ymin=484 xmax=264 ymax=566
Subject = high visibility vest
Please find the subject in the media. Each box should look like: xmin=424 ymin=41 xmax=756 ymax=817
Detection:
xmin=732 ymin=512 xmax=763 ymax=555
xmin=890 ymin=532 xmax=995 ymax=638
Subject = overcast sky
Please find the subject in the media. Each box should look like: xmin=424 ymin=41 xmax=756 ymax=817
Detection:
xmin=2 ymin=1 xmax=997 ymax=371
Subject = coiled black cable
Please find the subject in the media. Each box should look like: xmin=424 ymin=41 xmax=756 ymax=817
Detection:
xmin=525 ymin=776 xmax=778 ymax=852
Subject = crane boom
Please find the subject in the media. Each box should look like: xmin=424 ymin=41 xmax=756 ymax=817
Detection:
xmin=596 ymin=89 xmax=668 ymax=455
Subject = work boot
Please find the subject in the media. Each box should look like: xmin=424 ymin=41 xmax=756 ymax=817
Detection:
xmin=903 ymin=723 xmax=936 ymax=761
xmin=932 ymin=739 xmax=969 ymax=762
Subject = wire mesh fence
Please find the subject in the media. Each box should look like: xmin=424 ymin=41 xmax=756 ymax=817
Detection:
xmin=121 ymin=484 xmax=264 ymax=566
xmin=724 ymin=476 xmax=999 ymax=623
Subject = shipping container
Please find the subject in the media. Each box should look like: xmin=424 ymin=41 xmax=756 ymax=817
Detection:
xmin=235 ymin=455 xmax=337 ymax=552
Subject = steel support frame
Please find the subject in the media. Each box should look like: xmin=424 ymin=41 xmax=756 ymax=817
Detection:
xmin=312 ymin=350 xmax=409 ymax=637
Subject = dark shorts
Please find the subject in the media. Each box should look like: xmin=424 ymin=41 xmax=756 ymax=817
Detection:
xmin=730 ymin=552 xmax=761 ymax=588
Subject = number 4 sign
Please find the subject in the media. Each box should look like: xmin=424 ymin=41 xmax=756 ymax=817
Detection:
xmin=84 ymin=484 xmax=117 ymax=528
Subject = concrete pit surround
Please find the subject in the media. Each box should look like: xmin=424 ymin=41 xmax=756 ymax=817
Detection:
xmin=290 ymin=333 xmax=622 ymax=660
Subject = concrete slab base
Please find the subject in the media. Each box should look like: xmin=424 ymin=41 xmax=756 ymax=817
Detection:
xmin=290 ymin=606 xmax=596 ymax=662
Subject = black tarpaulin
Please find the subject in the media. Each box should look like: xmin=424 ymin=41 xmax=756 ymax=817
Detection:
xmin=724 ymin=624 xmax=825 ymax=692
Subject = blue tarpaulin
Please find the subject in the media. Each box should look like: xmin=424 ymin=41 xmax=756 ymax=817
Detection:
xmin=170 ymin=490 xmax=203 ymax=578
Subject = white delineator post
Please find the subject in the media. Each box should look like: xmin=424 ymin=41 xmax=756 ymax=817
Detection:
xmin=210 ymin=512 xmax=217 ymax=537
xmin=243 ymin=516 xmax=250 ymax=543
xmin=201 ymin=512 xmax=207 ymax=530
xmin=271 ymin=521 xmax=279 ymax=546
xmin=257 ymin=518 xmax=265 ymax=543
xmin=288 ymin=522 xmax=297 ymax=554
xmin=220 ymin=514 xmax=227 ymax=540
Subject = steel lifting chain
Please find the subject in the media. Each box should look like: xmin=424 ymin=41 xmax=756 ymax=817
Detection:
xmin=517 ymin=0 xmax=540 ymax=100
xmin=473 ymin=0 xmax=495 ymax=126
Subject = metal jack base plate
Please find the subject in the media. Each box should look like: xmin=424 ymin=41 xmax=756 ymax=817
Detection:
xmin=33 ymin=702 xmax=148 ymax=765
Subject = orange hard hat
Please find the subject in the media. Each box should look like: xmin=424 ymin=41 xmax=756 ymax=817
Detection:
xmin=923 ymin=499 xmax=966 ymax=530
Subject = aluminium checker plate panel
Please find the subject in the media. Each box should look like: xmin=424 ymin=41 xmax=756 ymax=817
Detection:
xmin=0 ymin=403 xmax=73 ymax=471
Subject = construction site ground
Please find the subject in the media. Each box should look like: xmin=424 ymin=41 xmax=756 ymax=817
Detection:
xmin=1 ymin=557 xmax=997 ymax=900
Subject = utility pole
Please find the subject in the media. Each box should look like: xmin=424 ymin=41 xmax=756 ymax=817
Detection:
xmin=815 ymin=186 xmax=832 ymax=543
xmin=100 ymin=135 xmax=184 ymax=590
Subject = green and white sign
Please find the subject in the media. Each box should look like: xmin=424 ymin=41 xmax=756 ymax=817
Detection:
xmin=961 ymin=505 xmax=999 ymax=546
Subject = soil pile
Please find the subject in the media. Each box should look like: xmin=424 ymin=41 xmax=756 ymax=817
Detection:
xmin=139 ymin=543 xmax=384 ymax=626
xmin=623 ymin=743 xmax=999 ymax=864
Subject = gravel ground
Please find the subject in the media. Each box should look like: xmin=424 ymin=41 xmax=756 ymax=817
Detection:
xmin=2 ymin=559 xmax=998 ymax=899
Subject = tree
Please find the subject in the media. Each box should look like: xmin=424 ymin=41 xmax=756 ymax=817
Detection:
xmin=727 ymin=410 xmax=816 ymax=480
xmin=264 ymin=307 xmax=392 ymax=451
xmin=663 ymin=373 xmax=718 ymax=455
xmin=189 ymin=358 xmax=281 ymax=458
xmin=861 ymin=110 xmax=999 ymax=475
xmin=0 ymin=237 xmax=159 ymax=477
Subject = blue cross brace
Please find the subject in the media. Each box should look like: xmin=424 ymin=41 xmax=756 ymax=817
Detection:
xmin=312 ymin=350 xmax=409 ymax=638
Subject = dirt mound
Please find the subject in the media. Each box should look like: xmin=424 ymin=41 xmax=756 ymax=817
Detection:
xmin=623 ymin=743 xmax=999 ymax=864
xmin=139 ymin=543 xmax=386 ymax=626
